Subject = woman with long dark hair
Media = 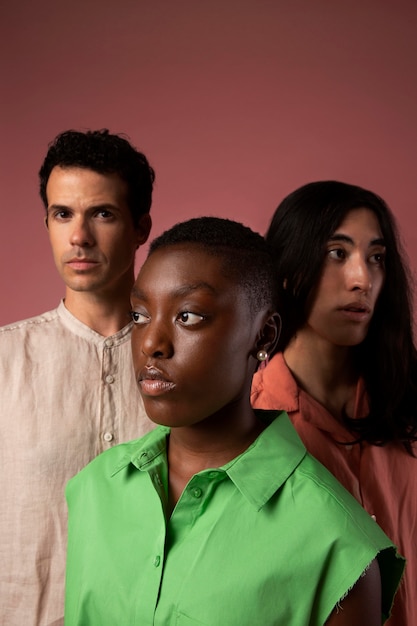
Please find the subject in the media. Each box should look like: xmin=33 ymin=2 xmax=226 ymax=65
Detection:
xmin=252 ymin=180 xmax=417 ymax=626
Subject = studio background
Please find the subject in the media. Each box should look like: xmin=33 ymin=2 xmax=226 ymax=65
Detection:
xmin=1 ymin=0 xmax=416 ymax=326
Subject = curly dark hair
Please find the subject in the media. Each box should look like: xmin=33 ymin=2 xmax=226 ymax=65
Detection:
xmin=39 ymin=129 xmax=155 ymax=227
xmin=266 ymin=180 xmax=417 ymax=454
xmin=149 ymin=216 xmax=278 ymax=316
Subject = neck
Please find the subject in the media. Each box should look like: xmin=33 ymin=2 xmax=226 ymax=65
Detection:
xmin=283 ymin=331 xmax=358 ymax=420
xmin=64 ymin=288 xmax=133 ymax=337
xmin=167 ymin=403 xmax=265 ymax=511
xmin=169 ymin=408 xmax=264 ymax=465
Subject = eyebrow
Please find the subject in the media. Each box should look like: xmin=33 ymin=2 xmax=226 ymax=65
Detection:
xmin=131 ymin=282 xmax=218 ymax=301
xmin=328 ymin=234 xmax=386 ymax=247
xmin=47 ymin=203 xmax=119 ymax=214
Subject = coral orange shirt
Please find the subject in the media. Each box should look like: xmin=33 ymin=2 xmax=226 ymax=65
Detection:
xmin=251 ymin=352 xmax=417 ymax=626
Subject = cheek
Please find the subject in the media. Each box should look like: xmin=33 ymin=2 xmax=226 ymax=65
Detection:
xmin=190 ymin=338 xmax=251 ymax=386
xmin=116 ymin=237 xmax=138 ymax=266
xmin=48 ymin=231 xmax=63 ymax=255
xmin=305 ymin=296 xmax=332 ymax=334
xmin=374 ymin=274 xmax=385 ymax=301
xmin=174 ymin=340 xmax=226 ymax=390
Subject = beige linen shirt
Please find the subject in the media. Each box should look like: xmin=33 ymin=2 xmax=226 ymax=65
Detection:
xmin=0 ymin=301 xmax=153 ymax=626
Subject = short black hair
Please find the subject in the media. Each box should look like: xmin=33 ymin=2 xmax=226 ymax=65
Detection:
xmin=39 ymin=129 xmax=155 ymax=227
xmin=149 ymin=217 xmax=277 ymax=315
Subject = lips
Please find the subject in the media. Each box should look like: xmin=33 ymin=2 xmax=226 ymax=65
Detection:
xmin=338 ymin=301 xmax=372 ymax=322
xmin=138 ymin=366 xmax=176 ymax=396
xmin=66 ymin=257 xmax=99 ymax=270
xmin=341 ymin=301 xmax=371 ymax=314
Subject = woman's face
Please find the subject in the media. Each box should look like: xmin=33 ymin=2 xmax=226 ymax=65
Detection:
xmin=129 ymin=244 xmax=268 ymax=429
xmin=304 ymin=208 xmax=386 ymax=348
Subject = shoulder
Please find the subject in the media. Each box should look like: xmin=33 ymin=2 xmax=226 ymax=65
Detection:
xmin=293 ymin=451 xmax=402 ymax=565
xmin=66 ymin=427 xmax=167 ymax=496
xmin=0 ymin=308 xmax=59 ymax=336
xmin=296 ymin=451 xmax=371 ymax=521
xmin=290 ymin=453 xmax=404 ymax=621
xmin=0 ymin=309 xmax=62 ymax=363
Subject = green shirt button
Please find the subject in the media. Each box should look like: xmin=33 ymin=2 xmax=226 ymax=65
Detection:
xmin=153 ymin=555 xmax=161 ymax=567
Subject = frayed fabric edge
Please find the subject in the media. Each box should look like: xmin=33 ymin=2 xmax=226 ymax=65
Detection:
xmin=332 ymin=560 xmax=373 ymax=614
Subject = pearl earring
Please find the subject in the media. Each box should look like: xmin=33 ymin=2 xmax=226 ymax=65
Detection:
xmin=257 ymin=350 xmax=268 ymax=362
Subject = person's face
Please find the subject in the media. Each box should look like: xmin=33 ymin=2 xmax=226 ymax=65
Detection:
xmin=45 ymin=166 xmax=151 ymax=296
xmin=305 ymin=208 xmax=386 ymax=347
xmin=130 ymin=245 xmax=270 ymax=428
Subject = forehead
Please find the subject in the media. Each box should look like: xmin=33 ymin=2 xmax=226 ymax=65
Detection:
xmin=134 ymin=244 xmax=237 ymax=296
xmin=334 ymin=207 xmax=383 ymax=236
xmin=46 ymin=166 xmax=128 ymax=204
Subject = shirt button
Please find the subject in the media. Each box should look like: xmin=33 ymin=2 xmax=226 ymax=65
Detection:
xmin=105 ymin=339 xmax=114 ymax=348
xmin=345 ymin=444 xmax=353 ymax=451
xmin=192 ymin=488 xmax=202 ymax=498
xmin=105 ymin=374 xmax=115 ymax=384
xmin=371 ymin=514 xmax=377 ymax=522
xmin=153 ymin=556 xmax=161 ymax=567
xmin=103 ymin=432 xmax=114 ymax=442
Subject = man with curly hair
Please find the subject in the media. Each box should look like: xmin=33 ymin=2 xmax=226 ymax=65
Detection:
xmin=0 ymin=129 xmax=155 ymax=625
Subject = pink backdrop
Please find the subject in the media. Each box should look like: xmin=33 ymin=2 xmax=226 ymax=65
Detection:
xmin=1 ymin=1 xmax=416 ymax=326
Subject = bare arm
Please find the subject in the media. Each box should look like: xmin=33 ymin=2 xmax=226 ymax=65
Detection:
xmin=325 ymin=559 xmax=381 ymax=626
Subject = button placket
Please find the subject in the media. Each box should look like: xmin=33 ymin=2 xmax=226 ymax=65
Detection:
xmin=100 ymin=338 xmax=119 ymax=449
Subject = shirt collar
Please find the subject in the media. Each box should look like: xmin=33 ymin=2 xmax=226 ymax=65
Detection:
xmin=252 ymin=352 xmax=300 ymax=413
xmin=110 ymin=412 xmax=306 ymax=511
xmin=253 ymin=352 xmax=369 ymax=436
xmin=57 ymin=299 xmax=133 ymax=345
xmin=224 ymin=411 xmax=306 ymax=509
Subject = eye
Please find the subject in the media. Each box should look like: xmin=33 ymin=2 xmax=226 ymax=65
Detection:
xmin=51 ymin=209 xmax=72 ymax=220
xmin=96 ymin=209 xmax=114 ymax=219
xmin=369 ymin=251 xmax=386 ymax=266
xmin=176 ymin=311 xmax=205 ymax=326
xmin=328 ymin=248 xmax=346 ymax=261
xmin=130 ymin=310 xmax=150 ymax=325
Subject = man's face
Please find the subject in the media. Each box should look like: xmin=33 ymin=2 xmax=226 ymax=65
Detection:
xmin=45 ymin=166 xmax=151 ymax=297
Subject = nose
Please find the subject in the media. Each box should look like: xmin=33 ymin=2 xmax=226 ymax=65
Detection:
xmin=135 ymin=320 xmax=174 ymax=360
xmin=70 ymin=216 xmax=95 ymax=247
xmin=346 ymin=254 xmax=372 ymax=292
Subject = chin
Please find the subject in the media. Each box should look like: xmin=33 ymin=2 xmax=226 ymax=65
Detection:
xmin=334 ymin=334 xmax=367 ymax=347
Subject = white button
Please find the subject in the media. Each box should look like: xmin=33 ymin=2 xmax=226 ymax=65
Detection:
xmin=103 ymin=432 xmax=114 ymax=442
xmin=371 ymin=514 xmax=377 ymax=522
xmin=345 ymin=444 xmax=353 ymax=451
xmin=105 ymin=374 xmax=115 ymax=384
xmin=105 ymin=339 xmax=114 ymax=348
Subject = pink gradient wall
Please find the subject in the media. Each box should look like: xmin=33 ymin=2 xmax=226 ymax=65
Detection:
xmin=1 ymin=1 xmax=417 ymax=326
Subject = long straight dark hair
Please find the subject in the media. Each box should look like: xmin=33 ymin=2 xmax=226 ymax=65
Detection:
xmin=266 ymin=180 xmax=417 ymax=454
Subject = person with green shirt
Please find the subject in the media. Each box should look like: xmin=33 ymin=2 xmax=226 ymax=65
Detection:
xmin=65 ymin=217 xmax=404 ymax=625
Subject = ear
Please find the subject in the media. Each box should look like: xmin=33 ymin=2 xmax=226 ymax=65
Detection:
xmin=44 ymin=214 xmax=49 ymax=230
xmin=252 ymin=311 xmax=281 ymax=360
xmin=135 ymin=213 xmax=152 ymax=248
